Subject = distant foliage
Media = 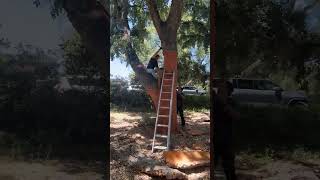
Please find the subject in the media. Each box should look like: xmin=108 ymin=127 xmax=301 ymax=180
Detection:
xmin=184 ymin=95 xmax=210 ymax=110
xmin=0 ymin=87 xmax=105 ymax=145
xmin=60 ymin=33 xmax=100 ymax=78
xmin=110 ymin=77 xmax=153 ymax=110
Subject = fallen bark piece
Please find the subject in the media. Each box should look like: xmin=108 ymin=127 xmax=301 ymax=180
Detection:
xmin=134 ymin=174 xmax=152 ymax=180
xmin=163 ymin=151 xmax=210 ymax=169
xmin=128 ymin=156 xmax=188 ymax=179
xmin=143 ymin=165 xmax=188 ymax=179
xmin=192 ymin=143 xmax=205 ymax=150
xmin=188 ymin=129 xmax=207 ymax=136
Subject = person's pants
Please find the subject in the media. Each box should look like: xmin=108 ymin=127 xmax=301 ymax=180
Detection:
xmin=177 ymin=106 xmax=185 ymax=126
xmin=214 ymin=142 xmax=237 ymax=180
xmin=147 ymin=69 xmax=157 ymax=78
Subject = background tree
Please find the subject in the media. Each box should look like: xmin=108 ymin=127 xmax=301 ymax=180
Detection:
xmin=60 ymin=33 xmax=100 ymax=79
xmin=216 ymin=0 xmax=320 ymax=92
xmin=111 ymin=0 xmax=209 ymax=105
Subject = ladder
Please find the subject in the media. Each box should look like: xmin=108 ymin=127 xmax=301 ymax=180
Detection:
xmin=152 ymin=70 xmax=175 ymax=153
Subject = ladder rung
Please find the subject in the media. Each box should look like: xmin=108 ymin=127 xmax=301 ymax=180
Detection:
xmin=157 ymin=124 xmax=168 ymax=127
xmin=156 ymin=134 xmax=168 ymax=138
xmin=159 ymin=115 xmax=169 ymax=117
xmin=162 ymin=92 xmax=171 ymax=94
xmin=160 ymin=107 xmax=169 ymax=109
xmin=153 ymin=146 xmax=167 ymax=150
xmin=161 ymin=99 xmax=170 ymax=101
xmin=163 ymin=79 xmax=172 ymax=80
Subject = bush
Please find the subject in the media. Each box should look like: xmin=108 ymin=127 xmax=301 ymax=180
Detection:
xmin=110 ymin=90 xmax=153 ymax=110
xmin=110 ymin=77 xmax=153 ymax=111
xmin=0 ymin=87 xmax=106 ymax=145
xmin=234 ymin=106 xmax=320 ymax=152
xmin=184 ymin=95 xmax=210 ymax=110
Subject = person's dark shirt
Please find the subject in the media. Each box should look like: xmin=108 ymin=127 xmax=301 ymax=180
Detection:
xmin=213 ymin=95 xmax=235 ymax=144
xmin=147 ymin=58 xmax=159 ymax=69
xmin=177 ymin=90 xmax=184 ymax=108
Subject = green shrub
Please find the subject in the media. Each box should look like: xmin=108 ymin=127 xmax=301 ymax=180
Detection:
xmin=234 ymin=106 xmax=320 ymax=152
xmin=184 ymin=95 xmax=210 ymax=110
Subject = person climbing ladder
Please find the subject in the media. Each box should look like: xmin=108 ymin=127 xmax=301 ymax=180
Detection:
xmin=147 ymin=47 xmax=162 ymax=78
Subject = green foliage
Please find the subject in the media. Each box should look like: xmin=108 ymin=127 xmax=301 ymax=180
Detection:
xmin=216 ymin=0 xmax=320 ymax=81
xmin=110 ymin=77 xmax=153 ymax=110
xmin=111 ymin=0 xmax=210 ymax=85
xmin=60 ymin=33 xmax=100 ymax=78
xmin=184 ymin=95 xmax=210 ymax=110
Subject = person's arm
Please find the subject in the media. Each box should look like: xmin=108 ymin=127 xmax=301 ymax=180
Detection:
xmin=152 ymin=47 xmax=162 ymax=58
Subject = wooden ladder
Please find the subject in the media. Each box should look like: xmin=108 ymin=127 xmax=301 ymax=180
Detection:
xmin=152 ymin=69 xmax=175 ymax=153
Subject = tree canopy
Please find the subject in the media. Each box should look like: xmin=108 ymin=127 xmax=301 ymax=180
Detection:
xmin=216 ymin=0 xmax=320 ymax=91
xmin=111 ymin=0 xmax=210 ymax=87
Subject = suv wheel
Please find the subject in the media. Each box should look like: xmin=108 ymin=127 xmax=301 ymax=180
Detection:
xmin=289 ymin=101 xmax=309 ymax=110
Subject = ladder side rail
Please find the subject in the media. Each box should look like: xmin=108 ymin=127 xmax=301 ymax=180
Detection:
xmin=152 ymin=69 xmax=166 ymax=152
xmin=167 ymin=71 xmax=175 ymax=150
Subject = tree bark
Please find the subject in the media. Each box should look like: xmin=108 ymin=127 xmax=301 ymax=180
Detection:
xmin=210 ymin=1 xmax=216 ymax=180
xmin=63 ymin=0 xmax=109 ymax=80
xmin=146 ymin=0 xmax=184 ymax=51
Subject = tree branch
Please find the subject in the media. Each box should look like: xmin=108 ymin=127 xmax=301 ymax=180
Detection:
xmin=304 ymin=0 xmax=319 ymax=13
xmin=112 ymin=0 xmax=158 ymax=88
xmin=146 ymin=0 xmax=163 ymax=35
xmin=63 ymin=0 xmax=109 ymax=79
xmin=167 ymin=0 xmax=184 ymax=31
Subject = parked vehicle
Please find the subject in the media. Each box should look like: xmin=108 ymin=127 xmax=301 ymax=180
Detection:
xmin=55 ymin=76 xmax=104 ymax=93
xmin=212 ymin=78 xmax=309 ymax=108
xmin=127 ymin=84 xmax=144 ymax=92
xmin=182 ymin=86 xmax=206 ymax=96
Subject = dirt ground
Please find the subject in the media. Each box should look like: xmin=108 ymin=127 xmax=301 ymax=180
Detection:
xmin=110 ymin=110 xmax=211 ymax=180
xmin=0 ymin=157 xmax=103 ymax=180
xmin=110 ymin=110 xmax=320 ymax=180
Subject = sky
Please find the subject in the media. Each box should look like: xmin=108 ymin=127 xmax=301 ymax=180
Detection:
xmin=110 ymin=59 xmax=132 ymax=79
xmin=0 ymin=0 xmax=74 ymax=50
xmin=0 ymin=0 xmax=131 ymax=78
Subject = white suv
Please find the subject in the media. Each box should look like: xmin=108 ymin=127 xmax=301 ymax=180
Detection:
xmin=182 ymin=86 xmax=206 ymax=96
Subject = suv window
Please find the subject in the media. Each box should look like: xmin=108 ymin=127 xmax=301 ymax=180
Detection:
xmin=263 ymin=81 xmax=277 ymax=90
xmin=254 ymin=80 xmax=277 ymax=90
xmin=212 ymin=79 xmax=235 ymax=88
xmin=238 ymin=79 xmax=254 ymax=89
xmin=184 ymin=86 xmax=196 ymax=90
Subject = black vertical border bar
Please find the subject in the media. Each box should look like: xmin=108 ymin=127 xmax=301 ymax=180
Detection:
xmin=105 ymin=2 xmax=111 ymax=180
xmin=210 ymin=0 xmax=216 ymax=179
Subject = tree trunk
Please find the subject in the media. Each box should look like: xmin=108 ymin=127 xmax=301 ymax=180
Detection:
xmin=63 ymin=0 xmax=109 ymax=80
xmin=146 ymin=0 xmax=183 ymax=132
xmin=112 ymin=0 xmax=183 ymax=110
xmin=61 ymin=1 xmax=110 ymax=177
xmin=210 ymin=1 xmax=216 ymax=179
